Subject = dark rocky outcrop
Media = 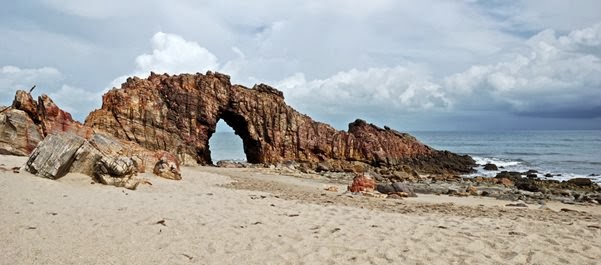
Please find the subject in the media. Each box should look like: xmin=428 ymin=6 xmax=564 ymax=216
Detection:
xmin=85 ymin=71 xmax=475 ymax=174
xmin=483 ymin=163 xmax=498 ymax=171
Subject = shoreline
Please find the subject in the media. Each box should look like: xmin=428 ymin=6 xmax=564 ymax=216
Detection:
xmin=2 ymin=154 xmax=601 ymax=264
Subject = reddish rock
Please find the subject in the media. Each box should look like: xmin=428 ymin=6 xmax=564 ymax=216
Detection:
xmin=1 ymin=90 xmax=182 ymax=182
xmin=36 ymin=94 xmax=92 ymax=138
xmin=348 ymin=174 xmax=376 ymax=193
xmin=85 ymin=71 xmax=475 ymax=174
xmin=0 ymin=90 xmax=92 ymax=156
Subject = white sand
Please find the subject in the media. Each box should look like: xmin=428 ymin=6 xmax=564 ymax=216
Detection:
xmin=1 ymin=155 xmax=600 ymax=265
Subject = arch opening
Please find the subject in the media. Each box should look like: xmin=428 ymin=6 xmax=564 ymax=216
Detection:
xmin=207 ymin=111 xmax=262 ymax=164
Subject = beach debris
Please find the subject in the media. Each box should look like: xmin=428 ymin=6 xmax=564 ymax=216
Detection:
xmin=508 ymin=231 xmax=527 ymax=236
xmin=347 ymin=174 xmax=376 ymax=193
xmin=505 ymin=202 xmax=528 ymax=207
xmin=331 ymin=228 xmax=341 ymax=233
xmin=559 ymin=208 xmax=580 ymax=213
xmin=250 ymin=195 xmax=267 ymax=200
xmin=155 ymin=219 xmax=167 ymax=226
xmin=287 ymin=214 xmax=300 ymax=217
xmin=324 ymin=186 xmax=338 ymax=192
xmin=181 ymin=254 xmax=193 ymax=261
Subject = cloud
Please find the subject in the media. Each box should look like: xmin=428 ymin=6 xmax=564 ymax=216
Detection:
xmin=277 ymin=66 xmax=451 ymax=115
xmin=4 ymin=1 xmax=601 ymax=129
xmin=110 ymin=32 xmax=224 ymax=87
xmin=444 ymin=23 xmax=601 ymax=118
xmin=135 ymin=32 xmax=220 ymax=75
xmin=40 ymin=0 xmax=148 ymax=19
xmin=47 ymin=85 xmax=103 ymax=117
xmin=0 ymin=65 xmax=63 ymax=105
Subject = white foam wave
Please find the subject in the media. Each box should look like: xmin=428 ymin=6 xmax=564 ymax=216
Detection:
xmin=472 ymin=156 xmax=522 ymax=168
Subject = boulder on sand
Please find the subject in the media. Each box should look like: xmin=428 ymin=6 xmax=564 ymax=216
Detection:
xmin=348 ymin=174 xmax=376 ymax=193
xmin=25 ymin=133 xmax=85 ymax=179
xmin=376 ymin=182 xmax=417 ymax=197
xmin=25 ymin=132 xmax=181 ymax=189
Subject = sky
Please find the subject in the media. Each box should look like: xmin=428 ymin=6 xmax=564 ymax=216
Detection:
xmin=1 ymin=0 xmax=601 ymax=131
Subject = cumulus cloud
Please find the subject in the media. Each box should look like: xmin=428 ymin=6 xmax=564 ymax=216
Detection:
xmin=277 ymin=66 xmax=451 ymax=115
xmin=110 ymin=32 xmax=225 ymax=87
xmin=0 ymin=65 xmax=63 ymax=105
xmin=444 ymin=23 xmax=601 ymax=118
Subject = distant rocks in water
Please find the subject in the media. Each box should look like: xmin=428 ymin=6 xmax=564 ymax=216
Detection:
xmin=84 ymin=71 xmax=475 ymax=175
xmin=216 ymin=160 xmax=250 ymax=168
xmin=495 ymin=171 xmax=522 ymax=179
xmin=483 ymin=163 xmax=498 ymax=171
xmin=492 ymin=170 xmax=600 ymax=194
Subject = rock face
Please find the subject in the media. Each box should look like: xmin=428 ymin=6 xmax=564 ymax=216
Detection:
xmin=0 ymin=90 xmax=92 ymax=156
xmin=25 ymin=132 xmax=181 ymax=189
xmin=26 ymin=133 xmax=85 ymax=179
xmin=85 ymin=71 xmax=474 ymax=174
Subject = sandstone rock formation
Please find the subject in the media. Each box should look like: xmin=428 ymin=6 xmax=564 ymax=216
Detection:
xmin=0 ymin=90 xmax=92 ymax=156
xmin=26 ymin=133 xmax=85 ymax=179
xmin=0 ymin=89 xmax=182 ymax=187
xmin=85 ymin=71 xmax=474 ymax=174
xmin=25 ymin=132 xmax=181 ymax=189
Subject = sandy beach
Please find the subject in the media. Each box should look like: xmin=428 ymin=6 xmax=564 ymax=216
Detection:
xmin=1 ymin=154 xmax=600 ymax=265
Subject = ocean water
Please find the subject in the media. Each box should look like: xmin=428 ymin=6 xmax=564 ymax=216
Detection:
xmin=410 ymin=130 xmax=601 ymax=184
xmin=209 ymin=130 xmax=601 ymax=183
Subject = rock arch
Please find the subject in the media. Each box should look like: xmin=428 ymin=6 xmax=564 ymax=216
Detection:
xmin=208 ymin=110 xmax=261 ymax=164
xmin=85 ymin=71 xmax=474 ymax=174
